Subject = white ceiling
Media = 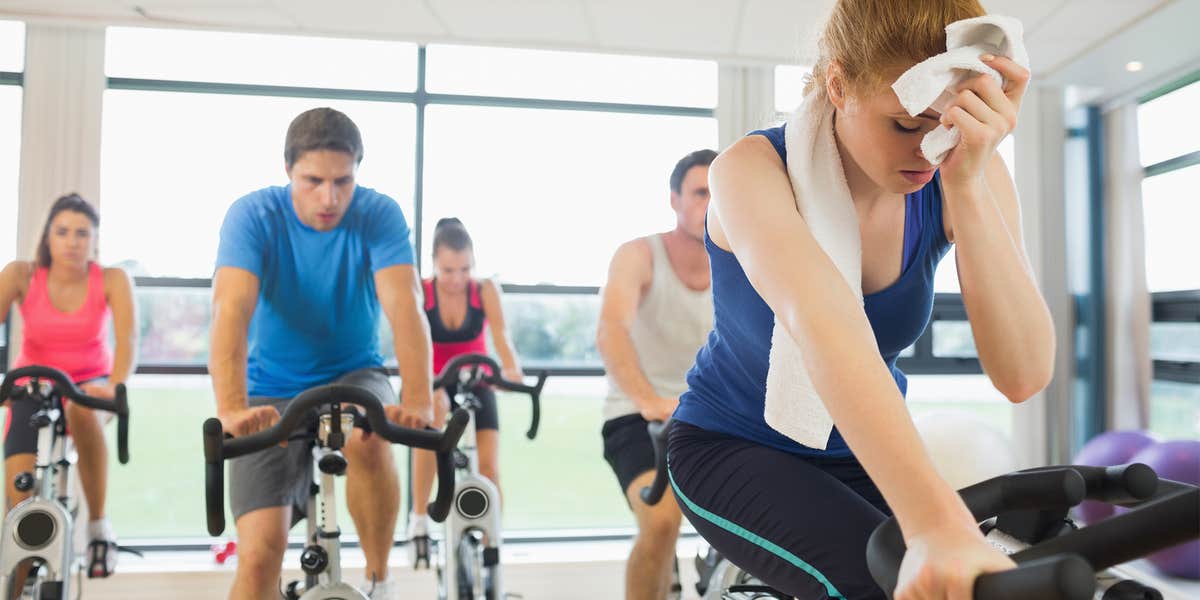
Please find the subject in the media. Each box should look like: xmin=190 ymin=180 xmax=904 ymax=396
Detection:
xmin=0 ymin=0 xmax=1188 ymax=85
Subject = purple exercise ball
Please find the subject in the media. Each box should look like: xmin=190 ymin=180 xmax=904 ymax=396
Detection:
xmin=1072 ymin=430 xmax=1158 ymax=524
xmin=1128 ymin=440 xmax=1200 ymax=580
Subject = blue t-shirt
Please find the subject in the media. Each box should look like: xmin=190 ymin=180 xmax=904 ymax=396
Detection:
xmin=215 ymin=184 xmax=414 ymax=397
xmin=674 ymin=125 xmax=953 ymax=457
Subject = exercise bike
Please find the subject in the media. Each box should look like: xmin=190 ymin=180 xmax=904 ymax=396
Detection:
xmin=641 ymin=418 xmax=785 ymax=600
xmin=203 ymin=383 xmax=468 ymax=600
xmin=414 ymin=353 xmax=546 ymax=600
xmin=868 ymin=463 xmax=1200 ymax=599
xmin=0 ymin=366 xmax=131 ymax=600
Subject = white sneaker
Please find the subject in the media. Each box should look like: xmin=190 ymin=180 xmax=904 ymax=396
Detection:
xmin=361 ymin=576 xmax=396 ymax=600
xmin=406 ymin=513 xmax=434 ymax=568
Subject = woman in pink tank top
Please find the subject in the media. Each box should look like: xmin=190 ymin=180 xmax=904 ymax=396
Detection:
xmin=0 ymin=194 xmax=137 ymax=577
xmin=407 ymin=218 xmax=524 ymax=545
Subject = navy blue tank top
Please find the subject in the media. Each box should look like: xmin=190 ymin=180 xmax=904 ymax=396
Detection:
xmin=674 ymin=125 xmax=953 ymax=457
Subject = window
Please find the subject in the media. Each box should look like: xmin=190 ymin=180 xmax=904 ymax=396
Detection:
xmin=100 ymin=92 xmax=415 ymax=277
xmin=422 ymin=105 xmax=717 ymax=286
xmin=0 ymin=20 xmax=23 ymax=73
xmin=105 ymin=27 xmax=417 ymax=92
xmin=0 ymin=86 xmax=20 ymax=266
xmin=1142 ymin=165 xmax=1200 ymax=292
xmin=427 ymin=45 xmax=716 ymax=107
xmin=95 ymin=33 xmax=720 ymax=538
xmin=0 ymin=20 xmax=23 ymax=267
xmin=1139 ymin=75 xmax=1200 ymax=440
xmin=1138 ymin=79 xmax=1199 ymax=167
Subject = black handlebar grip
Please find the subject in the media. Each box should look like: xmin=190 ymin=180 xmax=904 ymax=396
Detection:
xmin=526 ymin=371 xmax=547 ymax=440
xmin=429 ymin=446 xmax=455 ymax=523
xmin=974 ymin=555 xmax=1095 ymax=600
xmin=639 ymin=419 xmax=671 ymax=506
xmin=115 ymin=384 xmax=130 ymax=465
xmin=1001 ymin=469 xmax=1087 ymax=509
xmin=203 ymin=418 xmax=227 ymax=536
xmin=1095 ymin=464 xmax=1158 ymax=504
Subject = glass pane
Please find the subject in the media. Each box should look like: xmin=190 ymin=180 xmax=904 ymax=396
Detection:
xmin=1138 ymin=80 xmax=1200 ymax=167
xmin=108 ymin=373 xmax=632 ymax=537
xmin=108 ymin=374 xmax=415 ymax=538
xmin=101 ymin=90 xmax=416 ymax=277
xmin=1150 ymin=322 xmax=1200 ymax=362
xmin=497 ymin=377 xmax=631 ymax=530
xmin=423 ymin=105 xmax=718 ymax=286
xmin=932 ymin=320 xmax=977 ymax=358
xmin=426 ymin=44 xmax=716 ymax=108
xmin=0 ymin=20 xmax=23 ymax=72
xmin=774 ymin=64 xmax=810 ymax=113
xmin=498 ymin=293 xmax=601 ymax=368
xmin=906 ymin=374 xmax=1012 ymax=438
xmin=1142 ymin=165 xmax=1200 ymax=291
xmin=1149 ymin=380 xmax=1200 ymax=440
xmin=135 ymin=286 xmax=211 ymax=366
xmin=105 ymin=27 xmax=417 ymax=92
xmin=0 ymin=86 xmax=20 ymax=265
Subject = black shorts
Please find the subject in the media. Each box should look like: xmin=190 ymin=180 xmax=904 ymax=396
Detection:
xmin=668 ymin=419 xmax=892 ymax=600
xmin=445 ymin=381 xmax=499 ymax=431
xmin=601 ymin=413 xmax=657 ymax=498
xmin=4 ymin=375 xmax=108 ymax=458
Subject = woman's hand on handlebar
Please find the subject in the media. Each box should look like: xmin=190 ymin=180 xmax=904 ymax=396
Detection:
xmin=80 ymin=381 xmax=116 ymax=400
xmin=218 ymin=405 xmax=282 ymax=439
xmin=501 ymin=368 xmax=524 ymax=384
xmin=895 ymin=523 xmax=1015 ymax=600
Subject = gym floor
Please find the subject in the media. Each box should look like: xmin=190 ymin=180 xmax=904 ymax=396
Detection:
xmin=70 ymin=539 xmax=1200 ymax=599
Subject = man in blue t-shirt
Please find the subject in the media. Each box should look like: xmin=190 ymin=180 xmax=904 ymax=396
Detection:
xmin=211 ymin=108 xmax=433 ymax=600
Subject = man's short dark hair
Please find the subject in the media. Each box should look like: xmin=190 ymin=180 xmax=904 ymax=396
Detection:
xmin=670 ymin=149 xmax=717 ymax=194
xmin=284 ymin=107 xmax=364 ymax=169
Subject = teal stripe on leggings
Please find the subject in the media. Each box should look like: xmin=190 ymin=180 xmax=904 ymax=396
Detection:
xmin=668 ymin=465 xmax=846 ymax=600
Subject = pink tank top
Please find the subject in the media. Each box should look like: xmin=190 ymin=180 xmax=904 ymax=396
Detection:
xmin=14 ymin=262 xmax=113 ymax=383
xmin=423 ymin=278 xmax=489 ymax=377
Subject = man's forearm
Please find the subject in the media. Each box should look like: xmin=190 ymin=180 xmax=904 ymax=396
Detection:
xmin=598 ymin=323 xmax=659 ymax=408
xmin=209 ymin=312 xmax=249 ymax=415
xmin=394 ymin=303 xmax=433 ymax=405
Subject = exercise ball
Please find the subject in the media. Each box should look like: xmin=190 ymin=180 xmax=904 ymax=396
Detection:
xmin=1128 ymin=440 xmax=1200 ymax=579
xmin=1072 ymin=430 xmax=1158 ymax=524
xmin=915 ymin=411 xmax=1016 ymax=491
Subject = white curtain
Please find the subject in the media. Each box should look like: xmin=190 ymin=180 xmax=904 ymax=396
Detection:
xmin=1102 ymin=103 xmax=1152 ymax=429
xmin=10 ymin=24 xmax=106 ymax=367
xmin=16 ymin=24 xmax=106 ymax=259
xmin=717 ymin=64 xmax=775 ymax=151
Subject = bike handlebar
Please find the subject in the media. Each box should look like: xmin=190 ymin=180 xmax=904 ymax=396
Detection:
xmin=639 ymin=419 xmax=671 ymax=505
xmin=202 ymin=383 xmax=469 ymax=536
xmin=432 ymin=353 xmax=548 ymax=440
xmin=866 ymin=463 xmax=1200 ymax=600
xmin=0 ymin=365 xmax=131 ymax=465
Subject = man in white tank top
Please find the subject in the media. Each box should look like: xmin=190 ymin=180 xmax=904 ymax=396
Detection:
xmin=597 ymin=149 xmax=716 ymax=600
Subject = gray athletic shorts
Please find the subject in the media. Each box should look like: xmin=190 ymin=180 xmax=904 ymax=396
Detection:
xmin=229 ymin=367 xmax=395 ymax=524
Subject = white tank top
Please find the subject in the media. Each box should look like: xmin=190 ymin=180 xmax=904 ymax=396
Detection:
xmin=603 ymin=234 xmax=714 ymax=421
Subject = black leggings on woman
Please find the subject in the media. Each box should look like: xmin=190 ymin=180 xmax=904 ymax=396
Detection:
xmin=668 ymin=420 xmax=892 ymax=599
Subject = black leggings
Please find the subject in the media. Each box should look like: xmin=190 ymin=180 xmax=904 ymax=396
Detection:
xmin=668 ymin=420 xmax=892 ymax=600
xmin=4 ymin=376 xmax=108 ymax=458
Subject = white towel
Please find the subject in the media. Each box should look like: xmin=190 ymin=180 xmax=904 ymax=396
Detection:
xmin=762 ymin=90 xmax=859 ymax=450
xmin=892 ymin=15 xmax=1029 ymax=165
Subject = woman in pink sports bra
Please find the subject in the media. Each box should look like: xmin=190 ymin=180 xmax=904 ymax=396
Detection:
xmin=407 ymin=218 xmax=523 ymax=545
xmin=0 ymin=194 xmax=137 ymax=578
